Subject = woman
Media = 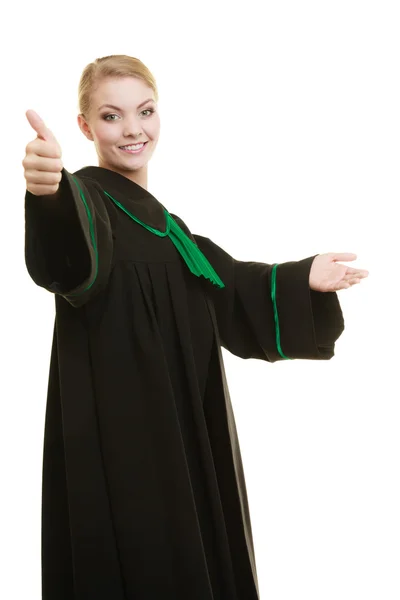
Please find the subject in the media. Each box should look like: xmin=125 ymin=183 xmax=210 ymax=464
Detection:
xmin=23 ymin=55 xmax=368 ymax=600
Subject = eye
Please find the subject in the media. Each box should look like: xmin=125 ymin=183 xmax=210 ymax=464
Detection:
xmin=103 ymin=109 xmax=155 ymax=121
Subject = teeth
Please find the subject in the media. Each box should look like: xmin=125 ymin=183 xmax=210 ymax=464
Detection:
xmin=120 ymin=143 xmax=145 ymax=150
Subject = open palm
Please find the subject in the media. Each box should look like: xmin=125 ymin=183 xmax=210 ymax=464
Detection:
xmin=309 ymin=253 xmax=369 ymax=292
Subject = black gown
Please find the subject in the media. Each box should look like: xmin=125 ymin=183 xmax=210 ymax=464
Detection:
xmin=24 ymin=166 xmax=344 ymax=600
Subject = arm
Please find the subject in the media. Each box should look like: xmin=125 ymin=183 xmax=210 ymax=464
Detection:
xmin=194 ymin=235 xmax=344 ymax=362
xmin=25 ymin=168 xmax=113 ymax=307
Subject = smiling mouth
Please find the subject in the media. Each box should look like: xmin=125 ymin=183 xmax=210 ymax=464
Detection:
xmin=119 ymin=142 xmax=148 ymax=154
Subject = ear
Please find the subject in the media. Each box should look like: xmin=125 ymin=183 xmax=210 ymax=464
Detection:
xmin=77 ymin=114 xmax=94 ymax=141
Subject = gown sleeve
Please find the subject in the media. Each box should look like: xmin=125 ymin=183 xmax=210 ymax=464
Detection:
xmin=25 ymin=168 xmax=113 ymax=308
xmin=193 ymin=234 xmax=345 ymax=363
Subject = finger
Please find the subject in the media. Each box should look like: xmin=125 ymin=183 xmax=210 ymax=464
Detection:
xmin=24 ymin=170 xmax=62 ymax=185
xmin=26 ymin=137 xmax=60 ymax=159
xmin=23 ymin=154 xmax=63 ymax=173
xmin=336 ymin=281 xmax=351 ymax=290
xmin=337 ymin=278 xmax=364 ymax=290
xmin=346 ymin=268 xmax=369 ymax=277
xmin=26 ymin=183 xmax=60 ymax=196
xmin=344 ymin=268 xmax=369 ymax=278
xmin=330 ymin=253 xmax=358 ymax=262
xmin=26 ymin=109 xmax=56 ymax=143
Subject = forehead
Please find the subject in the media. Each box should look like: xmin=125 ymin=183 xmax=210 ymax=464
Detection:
xmin=92 ymin=76 xmax=155 ymax=108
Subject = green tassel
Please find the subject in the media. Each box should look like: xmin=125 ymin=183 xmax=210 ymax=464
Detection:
xmin=102 ymin=189 xmax=224 ymax=289
xmin=165 ymin=212 xmax=225 ymax=289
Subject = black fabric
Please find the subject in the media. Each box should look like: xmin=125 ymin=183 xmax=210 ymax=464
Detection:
xmin=24 ymin=166 xmax=344 ymax=600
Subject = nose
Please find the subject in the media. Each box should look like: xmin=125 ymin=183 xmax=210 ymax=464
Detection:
xmin=123 ymin=116 xmax=142 ymax=138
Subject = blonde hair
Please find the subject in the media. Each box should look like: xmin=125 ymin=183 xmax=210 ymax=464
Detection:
xmin=78 ymin=54 xmax=159 ymax=118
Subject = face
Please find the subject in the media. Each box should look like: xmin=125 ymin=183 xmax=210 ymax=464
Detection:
xmin=78 ymin=76 xmax=160 ymax=180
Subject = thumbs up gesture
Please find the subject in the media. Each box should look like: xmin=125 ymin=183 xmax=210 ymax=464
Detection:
xmin=23 ymin=110 xmax=63 ymax=196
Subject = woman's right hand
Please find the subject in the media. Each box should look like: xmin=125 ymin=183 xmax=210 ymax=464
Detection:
xmin=23 ymin=110 xmax=63 ymax=196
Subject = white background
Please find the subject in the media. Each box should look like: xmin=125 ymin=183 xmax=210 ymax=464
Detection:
xmin=1 ymin=0 xmax=399 ymax=598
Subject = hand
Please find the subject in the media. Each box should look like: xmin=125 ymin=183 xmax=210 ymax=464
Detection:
xmin=309 ymin=253 xmax=369 ymax=292
xmin=23 ymin=110 xmax=63 ymax=196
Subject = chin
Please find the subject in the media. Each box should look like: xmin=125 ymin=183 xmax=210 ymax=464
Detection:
xmin=108 ymin=154 xmax=145 ymax=170
xmin=118 ymin=160 xmax=148 ymax=173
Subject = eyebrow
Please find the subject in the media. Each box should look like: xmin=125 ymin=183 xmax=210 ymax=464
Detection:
xmin=98 ymin=99 xmax=155 ymax=112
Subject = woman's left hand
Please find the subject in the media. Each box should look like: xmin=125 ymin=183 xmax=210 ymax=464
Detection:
xmin=309 ymin=253 xmax=369 ymax=292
